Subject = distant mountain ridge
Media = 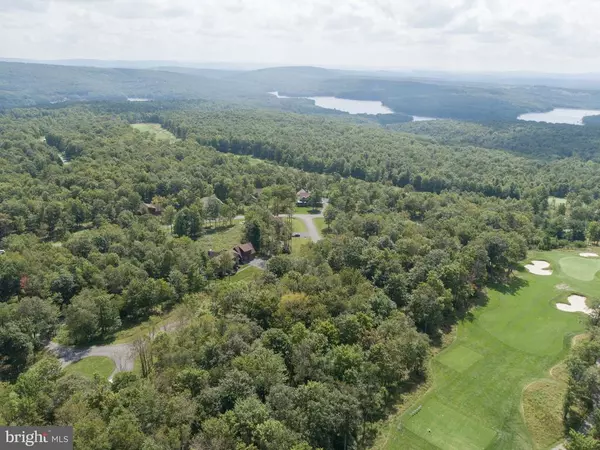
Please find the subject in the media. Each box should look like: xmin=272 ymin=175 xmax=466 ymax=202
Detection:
xmin=4 ymin=60 xmax=600 ymax=120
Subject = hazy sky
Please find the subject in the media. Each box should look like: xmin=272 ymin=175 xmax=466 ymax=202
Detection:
xmin=1 ymin=0 xmax=599 ymax=72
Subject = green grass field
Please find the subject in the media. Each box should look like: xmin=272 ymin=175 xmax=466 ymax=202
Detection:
xmin=313 ymin=217 xmax=326 ymax=235
xmin=131 ymin=123 xmax=178 ymax=143
xmin=196 ymin=221 xmax=244 ymax=252
xmin=548 ymin=197 xmax=567 ymax=208
xmin=377 ymin=250 xmax=600 ymax=450
xmin=64 ymin=357 xmax=115 ymax=380
xmin=292 ymin=218 xmax=308 ymax=233
xmin=227 ymin=266 xmax=263 ymax=282
xmin=291 ymin=237 xmax=312 ymax=256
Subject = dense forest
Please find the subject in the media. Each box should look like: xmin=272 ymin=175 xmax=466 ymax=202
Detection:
xmin=1 ymin=93 xmax=600 ymax=449
xmin=395 ymin=119 xmax=600 ymax=161
xmin=563 ymin=310 xmax=600 ymax=450
xmin=128 ymin=104 xmax=600 ymax=198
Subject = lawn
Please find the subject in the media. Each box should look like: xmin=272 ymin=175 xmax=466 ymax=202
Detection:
xmin=219 ymin=266 xmax=263 ymax=283
xmin=131 ymin=123 xmax=178 ymax=143
xmin=376 ymin=249 xmax=599 ymax=450
xmin=64 ymin=356 xmax=115 ymax=380
xmin=313 ymin=217 xmax=326 ymax=235
xmin=196 ymin=221 xmax=244 ymax=252
xmin=292 ymin=218 xmax=308 ymax=233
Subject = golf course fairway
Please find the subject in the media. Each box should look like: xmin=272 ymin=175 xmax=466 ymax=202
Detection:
xmin=376 ymin=250 xmax=600 ymax=450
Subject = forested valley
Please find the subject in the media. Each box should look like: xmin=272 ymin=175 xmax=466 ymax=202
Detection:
xmin=1 ymin=94 xmax=600 ymax=450
xmin=130 ymin=104 xmax=600 ymax=199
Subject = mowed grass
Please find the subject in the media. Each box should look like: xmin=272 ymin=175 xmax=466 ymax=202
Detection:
xmin=227 ymin=266 xmax=262 ymax=282
xmin=377 ymin=249 xmax=599 ymax=450
xmin=559 ymin=256 xmax=600 ymax=281
xmin=131 ymin=123 xmax=178 ymax=143
xmin=64 ymin=356 xmax=115 ymax=380
xmin=313 ymin=217 xmax=326 ymax=235
xmin=292 ymin=218 xmax=308 ymax=233
xmin=196 ymin=221 xmax=244 ymax=252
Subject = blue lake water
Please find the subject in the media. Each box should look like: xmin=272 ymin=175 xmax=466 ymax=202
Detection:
xmin=269 ymin=91 xmax=436 ymax=121
xmin=518 ymin=108 xmax=600 ymax=125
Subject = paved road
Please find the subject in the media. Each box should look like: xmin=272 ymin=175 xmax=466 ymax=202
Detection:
xmin=47 ymin=341 xmax=133 ymax=381
xmin=48 ymin=202 xmax=329 ymax=379
xmin=292 ymin=214 xmax=322 ymax=242
xmin=46 ymin=321 xmax=180 ymax=381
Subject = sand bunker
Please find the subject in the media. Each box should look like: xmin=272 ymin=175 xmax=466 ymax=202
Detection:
xmin=580 ymin=252 xmax=599 ymax=258
xmin=556 ymin=284 xmax=571 ymax=291
xmin=525 ymin=260 xmax=553 ymax=276
xmin=556 ymin=295 xmax=591 ymax=315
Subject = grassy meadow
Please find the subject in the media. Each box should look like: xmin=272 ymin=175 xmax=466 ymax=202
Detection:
xmin=131 ymin=123 xmax=178 ymax=143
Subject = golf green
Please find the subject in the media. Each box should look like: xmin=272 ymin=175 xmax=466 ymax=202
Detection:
xmin=376 ymin=250 xmax=600 ymax=450
xmin=559 ymin=256 xmax=600 ymax=281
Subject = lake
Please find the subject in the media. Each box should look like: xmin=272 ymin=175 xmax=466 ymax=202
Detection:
xmin=269 ymin=92 xmax=437 ymax=121
xmin=270 ymin=91 xmax=392 ymax=115
xmin=517 ymin=108 xmax=600 ymax=125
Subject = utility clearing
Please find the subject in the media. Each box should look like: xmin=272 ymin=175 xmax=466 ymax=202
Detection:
xmin=377 ymin=250 xmax=599 ymax=450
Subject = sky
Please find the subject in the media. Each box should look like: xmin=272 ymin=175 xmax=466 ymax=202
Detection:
xmin=1 ymin=0 xmax=599 ymax=72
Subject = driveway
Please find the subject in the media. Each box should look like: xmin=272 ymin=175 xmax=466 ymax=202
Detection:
xmin=47 ymin=341 xmax=134 ymax=381
xmin=291 ymin=215 xmax=322 ymax=242
xmin=46 ymin=321 xmax=180 ymax=381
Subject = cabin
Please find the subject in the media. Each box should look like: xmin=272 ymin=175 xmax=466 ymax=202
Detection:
xmin=233 ymin=243 xmax=256 ymax=264
xmin=143 ymin=203 xmax=162 ymax=216
xmin=296 ymin=189 xmax=310 ymax=205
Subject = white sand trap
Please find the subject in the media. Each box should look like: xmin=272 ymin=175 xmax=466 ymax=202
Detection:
xmin=525 ymin=260 xmax=553 ymax=276
xmin=580 ymin=252 xmax=599 ymax=258
xmin=556 ymin=295 xmax=591 ymax=315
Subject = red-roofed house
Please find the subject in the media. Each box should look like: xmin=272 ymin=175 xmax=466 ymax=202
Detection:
xmin=233 ymin=243 xmax=256 ymax=263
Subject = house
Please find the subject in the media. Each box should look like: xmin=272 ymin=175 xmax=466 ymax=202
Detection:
xmin=233 ymin=243 xmax=256 ymax=263
xmin=200 ymin=195 xmax=224 ymax=208
xmin=296 ymin=189 xmax=310 ymax=205
xmin=143 ymin=203 xmax=162 ymax=216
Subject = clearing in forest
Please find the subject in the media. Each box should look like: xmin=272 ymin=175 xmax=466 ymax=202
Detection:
xmin=548 ymin=196 xmax=567 ymax=208
xmin=131 ymin=123 xmax=178 ymax=143
xmin=377 ymin=250 xmax=600 ymax=450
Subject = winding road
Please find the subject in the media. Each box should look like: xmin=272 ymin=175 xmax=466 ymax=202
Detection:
xmin=48 ymin=203 xmax=327 ymax=379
